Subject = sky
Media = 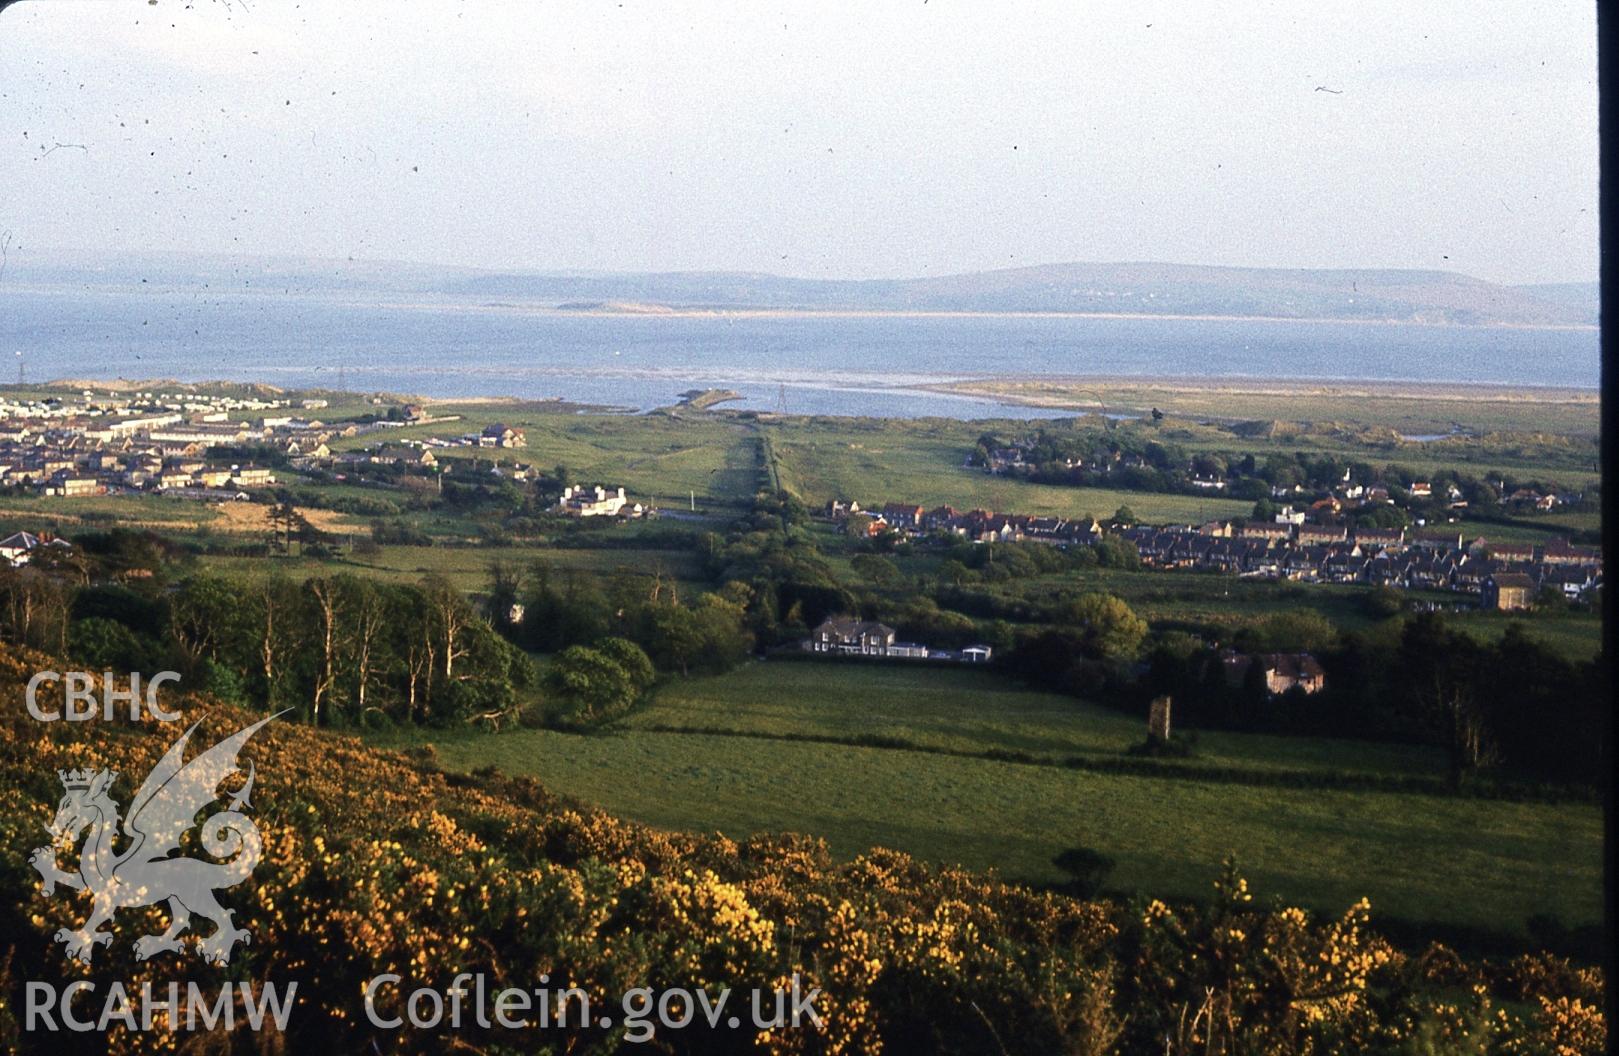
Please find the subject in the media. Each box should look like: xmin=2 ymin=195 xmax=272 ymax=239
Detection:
xmin=0 ymin=1 xmax=1600 ymax=284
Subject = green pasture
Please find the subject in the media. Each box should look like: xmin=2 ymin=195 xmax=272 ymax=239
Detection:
xmin=631 ymin=661 xmax=1444 ymax=776
xmin=939 ymin=379 xmax=1600 ymax=439
xmin=0 ymin=493 xmax=223 ymax=530
xmin=768 ymin=418 xmax=1252 ymax=522
xmin=330 ymin=406 xmax=760 ymax=512
xmin=384 ymin=663 xmax=1601 ymax=940
xmin=197 ymin=542 xmax=705 ymax=592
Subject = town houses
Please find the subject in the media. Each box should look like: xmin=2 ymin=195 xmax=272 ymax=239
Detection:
xmin=0 ymin=389 xmax=621 ymax=519
xmin=969 ymin=431 xmax=1590 ymax=521
xmin=833 ymin=500 xmax=1104 ymax=547
xmin=0 ymin=389 xmax=357 ymax=499
xmin=828 ymin=496 xmax=1602 ymax=607
xmin=1119 ymin=521 xmax=1601 ymax=604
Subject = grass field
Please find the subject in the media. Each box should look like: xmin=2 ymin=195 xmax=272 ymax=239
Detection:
xmin=1448 ymin=609 xmax=1605 ymax=664
xmin=630 ymin=662 xmax=1444 ymax=775
xmin=380 ymin=663 xmax=1602 ymax=940
xmin=0 ymin=493 xmax=225 ymax=531
xmin=198 ymin=541 xmax=706 ymax=591
xmin=332 ymin=405 xmax=761 ymax=512
xmin=769 ymin=417 xmax=1253 ymax=522
xmin=938 ymin=378 xmax=1601 ymax=439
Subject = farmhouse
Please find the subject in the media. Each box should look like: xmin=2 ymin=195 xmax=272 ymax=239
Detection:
xmin=1220 ymin=651 xmax=1327 ymax=695
xmin=480 ymin=423 xmax=527 ymax=448
xmin=0 ymin=531 xmax=70 ymax=566
xmin=808 ymin=617 xmax=896 ymax=656
xmin=557 ymin=484 xmax=642 ymax=518
xmin=1481 ymin=573 xmax=1536 ymax=611
xmin=880 ymin=503 xmax=926 ymax=530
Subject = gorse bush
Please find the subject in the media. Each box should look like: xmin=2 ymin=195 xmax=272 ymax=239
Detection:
xmin=0 ymin=653 xmax=1602 ymax=1055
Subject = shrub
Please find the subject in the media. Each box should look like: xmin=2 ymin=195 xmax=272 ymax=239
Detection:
xmin=1052 ymin=846 xmax=1116 ymax=898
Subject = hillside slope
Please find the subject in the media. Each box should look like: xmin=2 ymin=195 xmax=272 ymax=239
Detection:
xmin=445 ymin=262 xmax=1594 ymax=325
xmin=6 ymin=249 xmax=1595 ymax=326
xmin=0 ymin=654 xmax=1603 ymax=1054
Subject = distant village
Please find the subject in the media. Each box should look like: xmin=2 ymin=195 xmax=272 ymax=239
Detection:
xmin=0 ymin=389 xmax=1597 ymax=612
xmin=975 ymin=433 xmax=1589 ymax=515
xmin=829 ymin=499 xmax=1602 ymax=610
xmin=0 ymin=389 xmax=540 ymax=500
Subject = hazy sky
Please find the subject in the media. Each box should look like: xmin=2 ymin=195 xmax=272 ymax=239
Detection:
xmin=0 ymin=1 xmax=1599 ymax=283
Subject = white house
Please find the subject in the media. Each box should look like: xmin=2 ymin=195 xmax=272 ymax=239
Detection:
xmin=558 ymin=485 xmax=638 ymax=518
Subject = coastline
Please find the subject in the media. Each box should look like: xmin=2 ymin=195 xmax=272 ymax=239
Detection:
xmin=923 ymin=375 xmax=1601 ymax=406
xmin=17 ymin=283 xmax=1593 ymax=333
xmin=450 ymin=298 xmax=1603 ymax=333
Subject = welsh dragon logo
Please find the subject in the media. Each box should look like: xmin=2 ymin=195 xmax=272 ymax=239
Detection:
xmin=29 ymin=713 xmax=285 ymax=966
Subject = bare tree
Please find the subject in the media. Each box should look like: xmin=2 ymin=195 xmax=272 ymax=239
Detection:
xmin=405 ymin=635 xmax=435 ymax=723
xmin=345 ymin=577 xmax=387 ymax=720
xmin=423 ymin=575 xmax=472 ymax=682
xmin=252 ymin=575 xmax=303 ymax=710
xmin=305 ymin=576 xmax=344 ymax=725
xmin=0 ymin=568 xmax=71 ymax=653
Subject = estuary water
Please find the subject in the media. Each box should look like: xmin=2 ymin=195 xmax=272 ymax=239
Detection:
xmin=2 ymin=286 xmax=1599 ymax=418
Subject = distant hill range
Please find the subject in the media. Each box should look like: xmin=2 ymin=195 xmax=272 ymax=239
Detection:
xmin=4 ymin=250 xmax=1598 ymax=327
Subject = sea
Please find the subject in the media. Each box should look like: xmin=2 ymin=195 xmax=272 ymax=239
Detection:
xmin=2 ymin=286 xmax=1600 ymax=419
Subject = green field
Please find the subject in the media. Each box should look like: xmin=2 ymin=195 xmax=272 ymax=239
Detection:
xmin=940 ymin=378 xmax=1601 ymax=439
xmin=0 ymin=493 xmax=225 ymax=530
xmin=629 ymin=661 xmax=1444 ymax=775
xmin=198 ymin=541 xmax=706 ymax=592
xmin=381 ymin=663 xmax=1602 ymax=940
xmin=1448 ymin=609 xmax=1605 ymax=664
xmin=769 ymin=417 xmax=1253 ymax=522
xmin=333 ymin=405 xmax=761 ymax=512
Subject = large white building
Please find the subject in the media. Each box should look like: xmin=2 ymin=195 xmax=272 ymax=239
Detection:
xmin=557 ymin=485 xmax=642 ymax=518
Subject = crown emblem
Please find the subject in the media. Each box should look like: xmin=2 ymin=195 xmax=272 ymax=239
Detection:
xmin=58 ymin=769 xmax=99 ymax=791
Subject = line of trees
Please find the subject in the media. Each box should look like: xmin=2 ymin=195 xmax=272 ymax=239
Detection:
xmin=1135 ymin=612 xmax=1606 ymax=786
xmin=0 ymin=563 xmax=537 ymax=729
xmin=487 ymin=560 xmax=756 ymax=678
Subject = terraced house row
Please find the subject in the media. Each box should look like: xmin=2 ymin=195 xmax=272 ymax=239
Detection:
xmin=1118 ymin=522 xmax=1602 ymax=608
xmin=829 ymin=497 xmax=1600 ymax=610
xmin=831 ymin=499 xmax=1107 ymax=545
